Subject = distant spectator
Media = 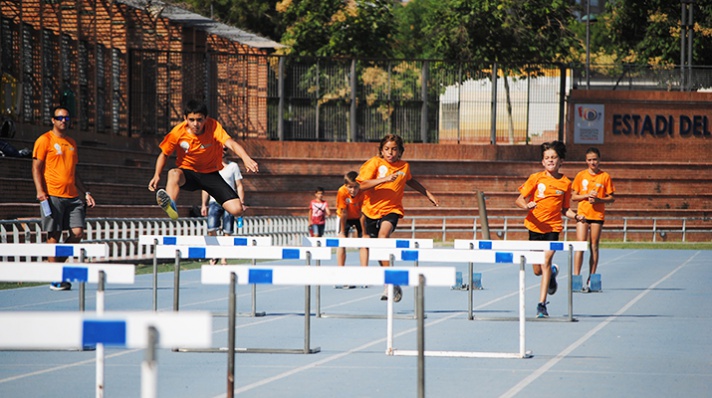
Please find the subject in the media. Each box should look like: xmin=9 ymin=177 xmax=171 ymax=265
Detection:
xmin=308 ymin=186 xmax=331 ymax=237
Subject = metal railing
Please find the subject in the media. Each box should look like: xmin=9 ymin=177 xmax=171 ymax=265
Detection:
xmin=1 ymin=215 xmax=709 ymax=262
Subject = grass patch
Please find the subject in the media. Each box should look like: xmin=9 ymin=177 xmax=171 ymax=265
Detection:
xmin=600 ymin=242 xmax=712 ymax=250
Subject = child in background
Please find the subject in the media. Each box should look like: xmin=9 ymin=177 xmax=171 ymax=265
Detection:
xmin=572 ymin=147 xmax=615 ymax=292
xmin=335 ymin=171 xmax=367 ymax=289
xmin=308 ymin=187 xmax=331 ymax=237
xmin=515 ymin=140 xmax=583 ymax=318
xmin=357 ymin=134 xmax=439 ymax=302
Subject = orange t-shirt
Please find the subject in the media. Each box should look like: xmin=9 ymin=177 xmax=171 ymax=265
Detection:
xmin=32 ymin=131 xmax=79 ymax=198
xmin=336 ymin=185 xmax=364 ymax=220
xmin=572 ymin=169 xmax=615 ymax=221
xmin=357 ymin=156 xmax=411 ymax=219
xmin=159 ymin=117 xmax=230 ymax=173
xmin=518 ymin=171 xmax=572 ymax=233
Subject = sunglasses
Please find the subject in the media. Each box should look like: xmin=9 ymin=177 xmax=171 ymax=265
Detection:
xmin=53 ymin=115 xmax=70 ymax=122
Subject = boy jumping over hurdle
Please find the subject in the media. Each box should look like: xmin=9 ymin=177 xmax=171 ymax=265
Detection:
xmin=148 ymin=99 xmax=258 ymax=220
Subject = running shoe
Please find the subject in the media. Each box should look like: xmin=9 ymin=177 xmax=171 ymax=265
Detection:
xmin=536 ymin=302 xmax=549 ymax=318
xmin=156 ymin=189 xmax=179 ymax=220
xmin=393 ymin=285 xmax=403 ymax=302
xmin=548 ymin=264 xmax=559 ymax=295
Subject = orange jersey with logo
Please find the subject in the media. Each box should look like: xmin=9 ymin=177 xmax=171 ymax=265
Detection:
xmin=159 ymin=117 xmax=230 ymax=173
xmin=518 ymin=171 xmax=572 ymax=233
xmin=336 ymin=185 xmax=364 ymax=220
xmin=32 ymin=131 xmax=79 ymax=198
xmin=572 ymin=169 xmax=615 ymax=221
xmin=357 ymin=156 xmax=411 ymax=219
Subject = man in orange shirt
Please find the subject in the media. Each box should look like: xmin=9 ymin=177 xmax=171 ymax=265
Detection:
xmin=148 ymin=99 xmax=258 ymax=220
xmin=32 ymin=106 xmax=96 ymax=291
xmin=516 ymin=141 xmax=583 ymax=318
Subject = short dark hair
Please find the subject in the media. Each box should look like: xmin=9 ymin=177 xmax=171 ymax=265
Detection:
xmin=541 ymin=140 xmax=567 ymax=160
xmin=184 ymin=99 xmax=209 ymax=117
xmin=315 ymin=186 xmax=325 ymax=193
xmin=51 ymin=106 xmax=70 ymax=118
xmin=344 ymin=171 xmax=358 ymax=184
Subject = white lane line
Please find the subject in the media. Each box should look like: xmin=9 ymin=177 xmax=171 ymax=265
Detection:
xmin=498 ymin=251 xmax=700 ymax=398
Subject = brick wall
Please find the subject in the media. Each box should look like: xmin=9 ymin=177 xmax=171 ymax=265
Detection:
xmin=566 ymin=90 xmax=712 ymax=162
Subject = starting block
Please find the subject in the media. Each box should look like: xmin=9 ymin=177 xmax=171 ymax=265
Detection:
xmin=571 ymin=274 xmax=602 ymax=292
xmin=452 ymin=272 xmax=482 ymax=290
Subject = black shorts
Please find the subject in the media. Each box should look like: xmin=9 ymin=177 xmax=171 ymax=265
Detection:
xmin=364 ymin=213 xmax=401 ymax=238
xmin=528 ymin=230 xmax=560 ymax=241
xmin=340 ymin=218 xmax=363 ymax=237
xmin=585 ymin=219 xmax=604 ymax=225
xmin=180 ymin=168 xmax=239 ymax=205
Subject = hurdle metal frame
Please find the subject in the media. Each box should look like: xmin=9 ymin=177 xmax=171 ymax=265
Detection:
xmin=0 ymin=243 xmax=110 ymax=310
xmin=138 ymin=235 xmax=273 ymax=313
xmin=454 ymin=240 xmax=589 ymax=322
xmin=152 ymin=245 xmax=332 ymax=317
xmin=197 ymin=265 xmax=455 ymax=356
xmin=302 ymin=237 xmax=434 ymax=319
xmin=386 ymin=256 xmax=534 ymax=359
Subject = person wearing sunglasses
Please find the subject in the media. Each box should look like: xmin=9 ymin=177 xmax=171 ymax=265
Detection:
xmin=32 ymin=106 xmax=96 ymax=291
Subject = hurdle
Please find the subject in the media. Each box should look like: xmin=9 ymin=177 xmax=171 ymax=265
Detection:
xmin=198 ymin=265 xmax=455 ymax=356
xmin=383 ymin=255 xmax=535 ymax=359
xmin=0 ymin=311 xmax=212 ymax=398
xmin=0 ymin=243 xmax=110 ymax=311
xmin=153 ymin=245 xmax=332 ymax=314
xmin=454 ymin=240 xmax=589 ymax=322
xmin=139 ymin=235 xmax=272 ymax=313
xmin=302 ymin=237 xmax=434 ymax=319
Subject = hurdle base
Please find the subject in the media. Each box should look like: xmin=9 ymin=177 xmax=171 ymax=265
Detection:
xmin=177 ymin=346 xmax=321 ymax=354
xmin=390 ymin=349 xmax=533 ymax=359
xmin=471 ymin=316 xmax=578 ymax=323
xmin=211 ymin=311 xmax=267 ymax=318
xmin=319 ymin=312 xmax=420 ymax=320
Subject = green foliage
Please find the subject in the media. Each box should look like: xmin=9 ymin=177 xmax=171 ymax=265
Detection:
xmin=277 ymin=0 xmax=396 ymax=58
xmin=607 ymin=0 xmax=712 ymax=66
xmin=421 ymin=0 xmax=577 ymax=66
xmin=181 ymin=0 xmax=283 ymax=41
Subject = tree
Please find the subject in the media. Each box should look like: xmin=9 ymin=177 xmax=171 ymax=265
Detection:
xmin=181 ymin=0 xmax=283 ymax=41
xmin=422 ymin=0 xmax=578 ymax=65
xmin=276 ymin=0 xmax=396 ymax=58
xmin=606 ymin=0 xmax=712 ymax=66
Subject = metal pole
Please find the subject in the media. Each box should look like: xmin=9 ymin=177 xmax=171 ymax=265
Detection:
xmin=350 ymin=59 xmax=357 ymax=142
xmin=278 ymin=57 xmax=284 ymax=140
xmin=586 ymin=0 xmax=591 ymax=90
xmin=227 ymin=272 xmax=237 ymax=398
xmin=417 ymin=274 xmax=425 ymax=398
xmin=315 ymin=241 xmax=321 ymax=318
xmin=467 ymin=261 xmax=474 ymax=320
xmin=476 ymin=191 xmax=490 ymax=240
xmin=304 ymin=252 xmax=312 ymax=354
xmin=490 ymin=63 xmax=498 ymax=145
xmin=79 ymin=249 xmax=86 ymax=311
xmin=173 ymin=250 xmax=180 ymax=312
xmin=420 ymin=61 xmax=429 ymax=143
xmin=96 ymin=271 xmax=105 ymax=398
xmin=152 ymin=239 xmax=158 ymax=311
xmin=141 ymin=326 xmax=159 ymax=398
xmin=567 ymin=245 xmax=574 ymax=322
xmin=681 ymin=1 xmax=686 ymax=90
xmin=518 ymin=256 xmax=527 ymax=357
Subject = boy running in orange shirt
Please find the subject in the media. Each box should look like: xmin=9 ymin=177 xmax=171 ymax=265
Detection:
xmin=148 ymin=99 xmax=258 ymax=219
xmin=335 ymin=171 xmax=367 ymax=288
xmin=516 ymin=141 xmax=583 ymax=318
xmin=357 ymin=134 xmax=439 ymax=302
xmin=572 ymin=147 xmax=615 ymax=292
